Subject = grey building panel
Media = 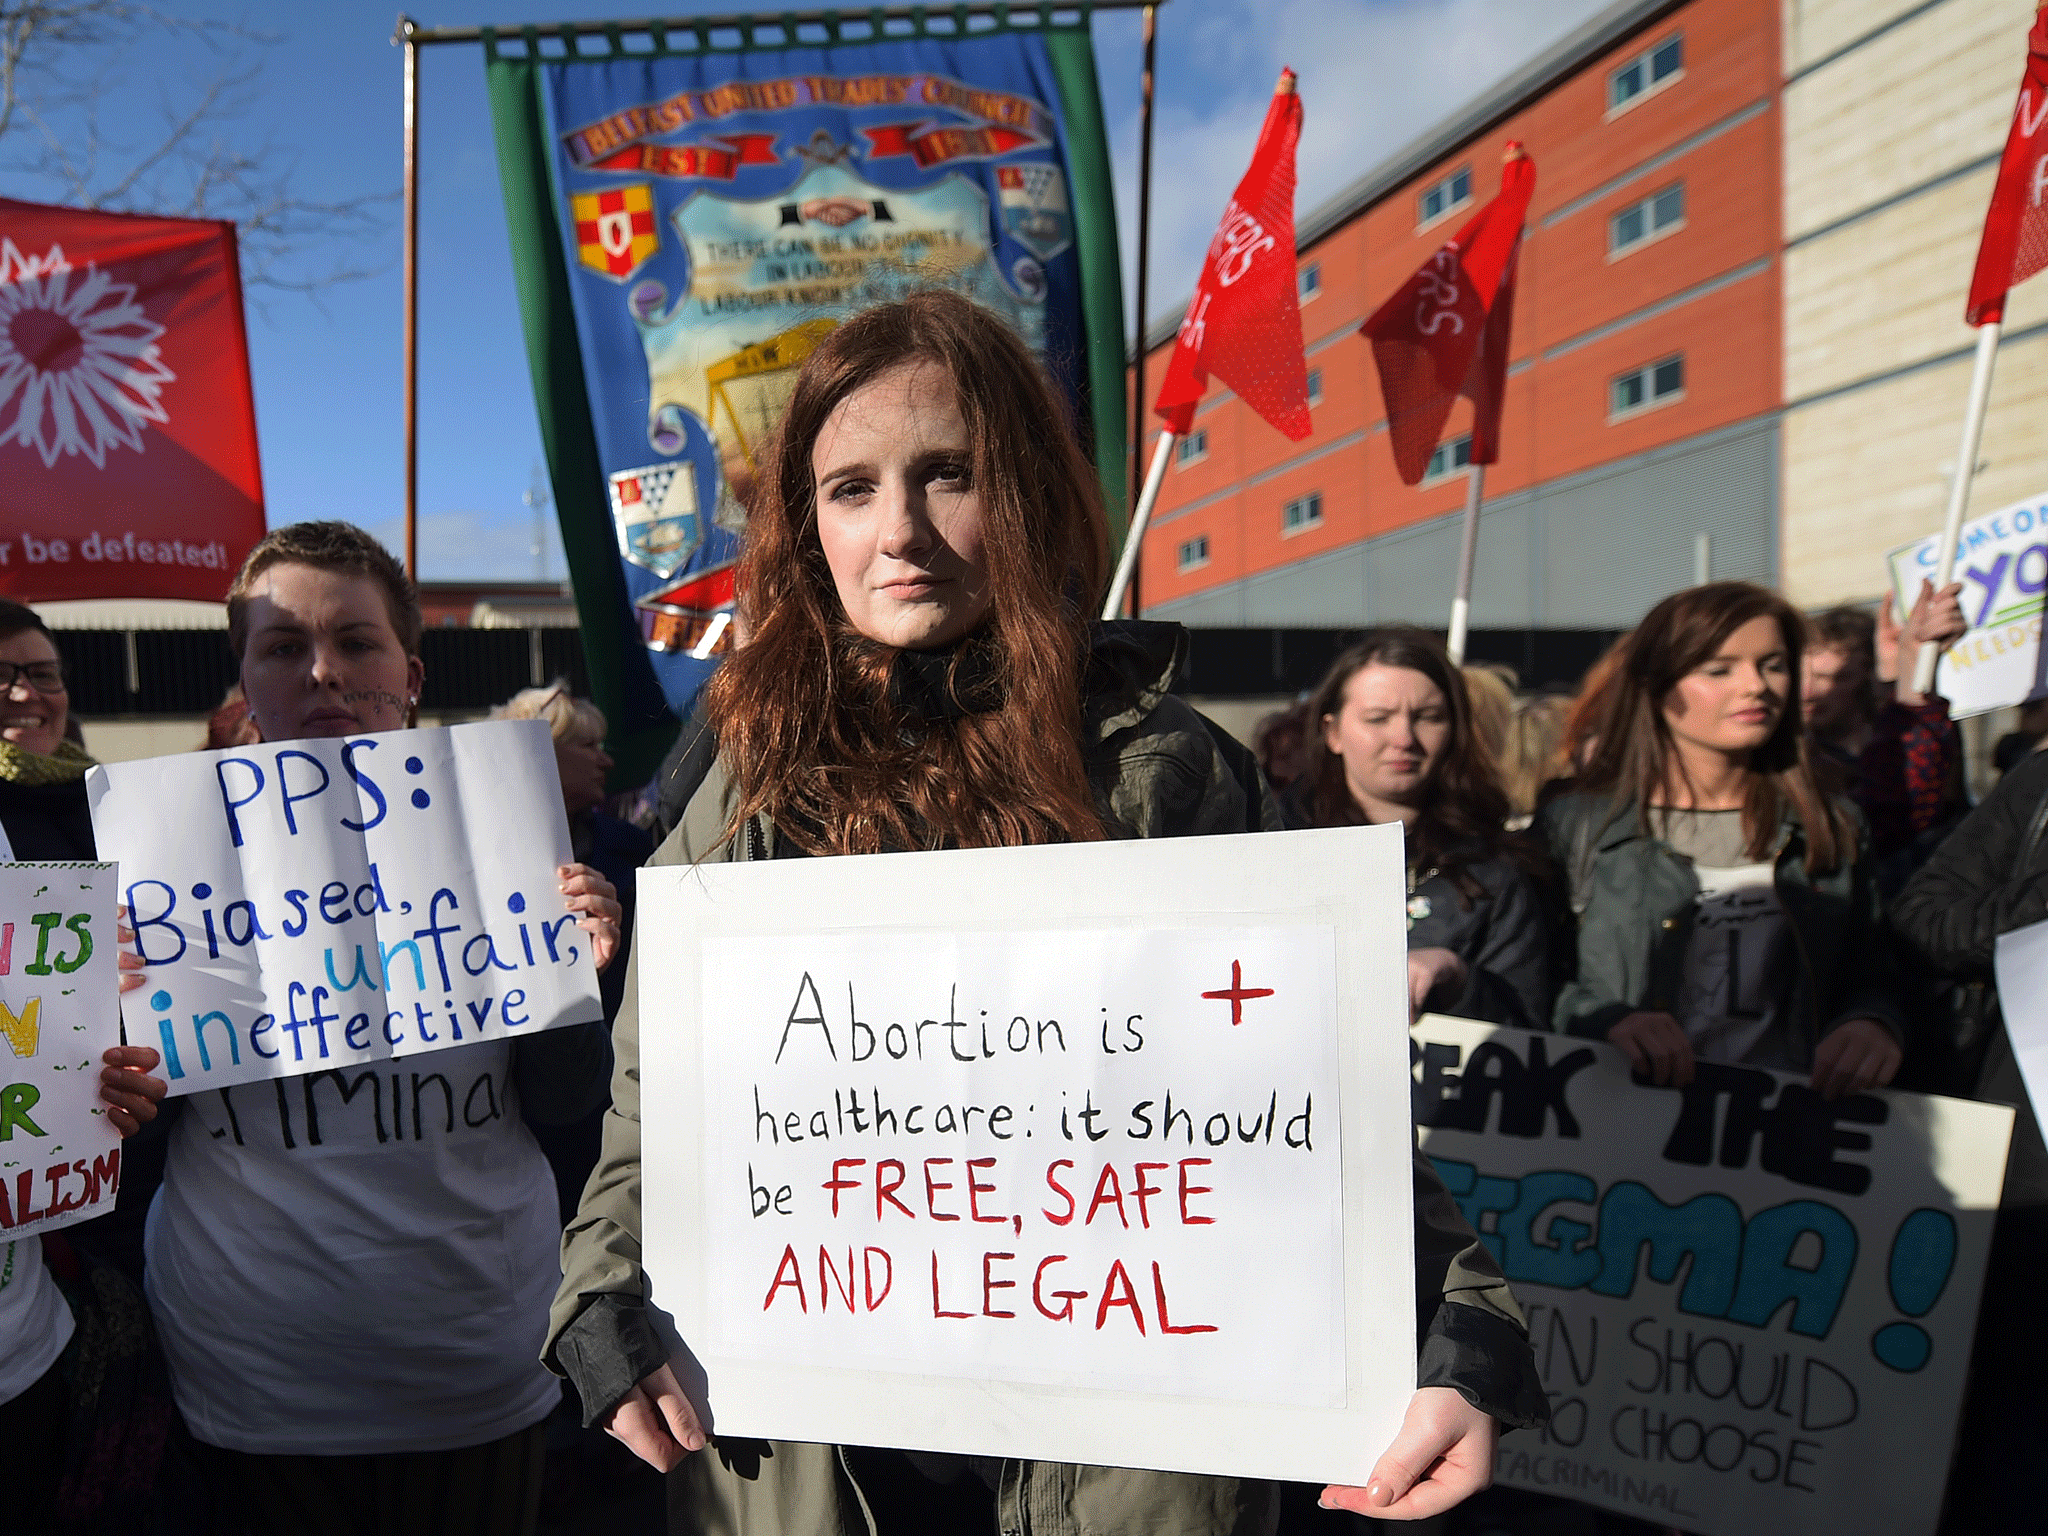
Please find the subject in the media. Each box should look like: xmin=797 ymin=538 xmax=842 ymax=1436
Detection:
xmin=1145 ymin=417 xmax=1779 ymax=632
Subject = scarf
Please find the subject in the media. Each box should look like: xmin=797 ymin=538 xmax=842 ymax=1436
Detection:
xmin=884 ymin=630 xmax=1005 ymax=722
xmin=0 ymin=735 xmax=95 ymax=787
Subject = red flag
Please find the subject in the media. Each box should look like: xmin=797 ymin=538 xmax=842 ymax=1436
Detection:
xmin=1967 ymin=8 xmax=2048 ymax=325
xmin=1361 ymin=146 xmax=1535 ymax=485
xmin=0 ymin=198 xmax=264 ymax=601
xmin=1154 ymin=70 xmax=1310 ymax=442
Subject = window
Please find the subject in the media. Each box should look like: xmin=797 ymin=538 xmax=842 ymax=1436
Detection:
xmin=1175 ymin=429 xmax=1208 ymax=467
xmin=1611 ymin=355 xmax=1685 ymax=418
xmin=1609 ymin=183 xmax=1685 ymax=255
xmin=1422 ymin=434 xmax=1473 ymax=485
xmin=1305 ymin=368 xmax=1323 ymax=407
xmin=1298 ymin=263 xmax=1321 ymax=302
xmin=1609 ymin=33 xmax=1683 ymax=111
xmin=1176 ymin=534 xmax=1210 ymax=573
xmin=1418 ymin=165 xmax=1472 ymax=226
xmin=1282 ymin=492 xmax=1324 ymax=535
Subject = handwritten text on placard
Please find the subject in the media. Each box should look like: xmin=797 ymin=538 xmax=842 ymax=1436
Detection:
xmin=1413 ymin=1016 xmax=2011 ymax=1536
xmin=0 ymin=864 xmax=121 ymax=1238
xmin=703 ymin=926 xmax=1345 ymax=1406
xmin=87 ymin=721 xmax=602 ymax=1095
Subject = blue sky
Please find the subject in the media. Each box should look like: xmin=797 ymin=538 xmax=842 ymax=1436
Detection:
xmin=0 ymin=0 xmax=1609 ymax=579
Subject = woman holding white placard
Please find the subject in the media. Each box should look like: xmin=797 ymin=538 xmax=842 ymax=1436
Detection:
xmin=113 ymin=522 xmax=624 ymax=1536
xmin=1283 ymin=631 xmax=1554 ymax=1031
xmin=551 ymin=290 xmax=1545 ymax=1532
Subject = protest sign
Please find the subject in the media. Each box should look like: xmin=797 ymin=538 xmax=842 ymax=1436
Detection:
xmin=0 ymin=863 xmax=121 ymax=1238
xmin=1994 ymin=916 xmax=2048 ymax=1124
xmin=1413 ymin=1015 xmax=2011 ymax=1536
xmin=1887 ymin=489 xmax=2048 ymax=717
xmin=86 ymin=720 xmax=602 ymax=1097
xmin=638 ymin=824 xmax=1416 ymax=1484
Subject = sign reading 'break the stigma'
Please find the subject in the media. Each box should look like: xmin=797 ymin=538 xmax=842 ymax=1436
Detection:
xmin=87 ymin=720 xmax=603 ymax=1096
xmin=638 ymin=825 xmax=1419 ymax=1486
xmin=1413 ymin=1015 xmax=2012 ymax=1536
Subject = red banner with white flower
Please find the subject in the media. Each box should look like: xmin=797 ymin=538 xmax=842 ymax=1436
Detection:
xmin=0 ymin=198 xmax=265 ymax=601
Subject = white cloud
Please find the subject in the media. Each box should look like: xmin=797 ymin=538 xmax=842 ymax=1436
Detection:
xmin=1107 ymin=0 xmax=1613 ymax=334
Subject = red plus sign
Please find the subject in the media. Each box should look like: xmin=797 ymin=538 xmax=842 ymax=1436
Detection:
xmin=1201 ymin=959 xmax=1275 ymax=1025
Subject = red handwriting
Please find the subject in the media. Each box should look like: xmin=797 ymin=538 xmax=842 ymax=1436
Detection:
xmin=1200 ymin=959 xmax=1275 ymax=1025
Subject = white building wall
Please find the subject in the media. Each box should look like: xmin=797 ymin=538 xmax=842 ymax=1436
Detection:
xmin=1782 ymin=0 xmax=2048 ymax=606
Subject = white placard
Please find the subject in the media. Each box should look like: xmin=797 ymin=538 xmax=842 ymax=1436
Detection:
xmin=1414 ymin=1015 xmax=2012 ymax=1536
xmin=639 ymin=824 xmax=1417 ymax=1485
xmin=0 ymin=863 xmax=122 ymax=1238
xmin=86 ymin=720 xmax=603 ymax=1096
xmin=1995 ymin=915 xmax=2048 ymax=1123
xmin=1887 ymin=490 xmax=2048 ymax=718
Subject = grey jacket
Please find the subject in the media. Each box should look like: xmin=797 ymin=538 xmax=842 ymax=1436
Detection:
xmin=1537 ymin=790 xmax=1906 ymax=1061
xmin=549 ymin=623 xmax=1543 ymax=1536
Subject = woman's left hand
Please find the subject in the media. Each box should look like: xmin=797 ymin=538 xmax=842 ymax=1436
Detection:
xmin=1406 ymin=948 xmax=1467 ymax=1022
xmin=1321 ymin=1386 xmax=1498 ymax=1520
xmin=1810 ymin=1018 xmax=1901 ymax=1100
xmin=99 ymin=1045 xmax=167 ymax=1137
xmin=560 ymin=863 xmax=624 ymax=974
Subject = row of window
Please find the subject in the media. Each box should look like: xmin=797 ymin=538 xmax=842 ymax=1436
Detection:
xmin=1168 ymin=353 xmax=1688 ymax=575
xmin=1175 ymin=493 xmax=1325 ymax=573
xmin=1414 ymin=31 xmax=1684 ymax=232
xmin=1175 ymin=350 xmax=1686 ymax=482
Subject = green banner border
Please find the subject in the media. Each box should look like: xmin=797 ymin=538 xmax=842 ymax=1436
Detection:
xmin=487 ymin=57 xmax=678 ymax=787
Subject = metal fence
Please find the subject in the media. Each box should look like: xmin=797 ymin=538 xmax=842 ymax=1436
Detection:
xmin=50 ymin=628 xmax=591 ymax=719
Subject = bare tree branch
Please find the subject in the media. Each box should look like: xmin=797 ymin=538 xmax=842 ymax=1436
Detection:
xmin=0 ymin=2 xmax=394 ymax=295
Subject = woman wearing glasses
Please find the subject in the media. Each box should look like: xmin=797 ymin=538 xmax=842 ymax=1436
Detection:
xmin=0 ymin=599 xmax=169 ymax=1525
xmin=0 ymin=601 xmax=97 ymax=861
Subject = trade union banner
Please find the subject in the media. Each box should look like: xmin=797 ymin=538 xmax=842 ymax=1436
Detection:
xmin=1413 ymin=1015 xmax=2012 ymax=1536
xmin=486 ymin=18 xmax=1125 ymax=781
xmin=0 ymin=199 xmax=265 ymax=602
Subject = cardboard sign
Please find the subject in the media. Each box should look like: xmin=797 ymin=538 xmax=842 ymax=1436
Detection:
xmin=638 ymin=825 xmax=1417 ymax=1485
xmin=86 ymin=720 xmax=603 ymax=1096
xmin=0 ymin=864 xmax=121 ymax=1238
xmin=1887 ymin=490 xmax=2048 ymax=717
xmin=1413 ymin=1016 xmax=2012 ymax=1536
xmin=1995 ymin=915 xmax=2048 ymax=1124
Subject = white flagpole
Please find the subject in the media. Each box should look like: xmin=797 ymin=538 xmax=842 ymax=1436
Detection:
xmin=1913 ymin=320 xmax=2002 ymax=694
xmin=1446 ymin=461 xmax=1486 ymax=665
xmin=1104 ymin=431 xmax=1176 ymax=620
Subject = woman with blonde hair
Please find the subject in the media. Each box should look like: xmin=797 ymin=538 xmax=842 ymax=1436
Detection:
xmin=549 ymin=289 xmax=1544 ymax=1532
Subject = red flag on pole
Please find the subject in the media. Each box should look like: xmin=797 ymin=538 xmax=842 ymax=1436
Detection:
xmin=1360 ymin=145 xmax=1535 ymax=485
xmin=1153 ymin=69 xmax=1310 ymax=442
xmin=1967 ymin=7 xmax=2048 ymax=326
xmin=0 ymin=198 xmax=265 ymax=601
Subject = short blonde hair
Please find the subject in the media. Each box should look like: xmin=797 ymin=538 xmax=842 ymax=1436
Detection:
xmin=493 ymin=679 xmax=605 ymax=744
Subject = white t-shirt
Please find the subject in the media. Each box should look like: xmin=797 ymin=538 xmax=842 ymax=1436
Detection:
xmin=144 ymin=1039 xmax=563 ymax=1454
xmin=0 ymin=1237 xmax=74 ymax=1407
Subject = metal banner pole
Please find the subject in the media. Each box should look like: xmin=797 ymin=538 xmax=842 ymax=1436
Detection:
xmin=399 ymin=16 xmax=421 ymax=580
xmin=1913 ymin=320 xmax=2002 ymax=694
xmin=1446 ymin=461 xmax=1485 ymax=665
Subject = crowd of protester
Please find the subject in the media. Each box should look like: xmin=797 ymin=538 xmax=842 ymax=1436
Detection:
xmin=1 ymin=289 xmax=2042 ymax=1536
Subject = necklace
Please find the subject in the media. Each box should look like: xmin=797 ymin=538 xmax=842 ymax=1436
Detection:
xmin=1406 ymin=865 xmax=1437 ymax=927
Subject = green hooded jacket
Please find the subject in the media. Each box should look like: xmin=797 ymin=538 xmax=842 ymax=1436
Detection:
xmin=548 ymin=623 xmax=1544 ymax=1536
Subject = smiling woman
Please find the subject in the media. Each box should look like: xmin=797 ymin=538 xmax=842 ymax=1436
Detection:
xmin=0 ymin=601 xmax=96 ymax=860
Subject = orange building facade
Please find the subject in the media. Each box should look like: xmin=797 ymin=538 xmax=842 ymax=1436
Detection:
xmin=1132 ymin=0 xmax=1782 ymax=647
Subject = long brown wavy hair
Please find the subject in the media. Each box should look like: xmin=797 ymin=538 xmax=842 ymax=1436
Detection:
xmin=703 ymin=289 xmax=1110 ymax=855
xmin=1578 ymin=581 xmax=1849 ymax=873
xmin=1300 ymin=628 xmax=1517 ymax=899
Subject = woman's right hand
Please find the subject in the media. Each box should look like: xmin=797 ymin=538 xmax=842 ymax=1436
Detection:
xmin=605 ymin=1362 xmax=707 ymax=1472
xmin=1607 ymin=1011 xmax=1694 ymax=1087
